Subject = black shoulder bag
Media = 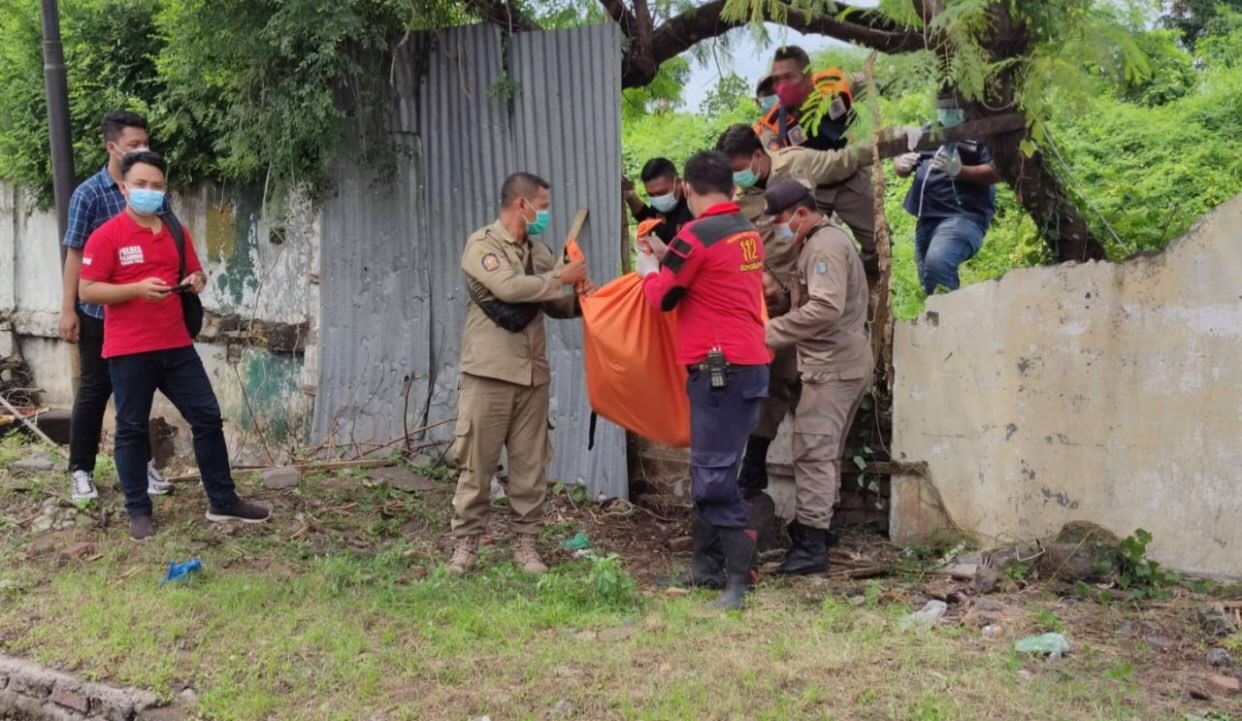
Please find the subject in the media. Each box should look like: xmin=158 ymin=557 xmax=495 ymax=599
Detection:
xmin=160 ymin=212 xmax=204 ymax=338
xmin=467 ymin=247 xmax=540 ymax=333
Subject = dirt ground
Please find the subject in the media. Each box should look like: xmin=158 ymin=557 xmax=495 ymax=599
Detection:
xmin=2 ymin=443 xmax=1241 ymax=719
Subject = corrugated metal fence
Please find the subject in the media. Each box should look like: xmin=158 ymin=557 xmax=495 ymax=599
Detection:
xmin=314 ymin=23 xmax=627 ymax=499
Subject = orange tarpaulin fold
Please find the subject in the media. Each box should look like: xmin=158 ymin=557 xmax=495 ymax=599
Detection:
xmin=569 ymin=223 xmax=768 ymax=449
xmin=579 ymin=273 xmax=691 ymax=448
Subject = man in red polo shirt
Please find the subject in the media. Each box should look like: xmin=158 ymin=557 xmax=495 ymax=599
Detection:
xmin=637 ymin=150 xmax=770 ymax=611
xmin=79 ymin=150 xmax=270 ymax=541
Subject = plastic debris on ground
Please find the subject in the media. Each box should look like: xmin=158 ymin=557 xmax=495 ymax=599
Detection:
xmin=558 ymin=532 xmax=592 ymax=551
xmin=1015 ymin=632 xmax=1070 ymax=658
xmin=900 ymin=600 xmax=948 ymax=629
xmin=162 ymin=558 xmax=203 ymax=586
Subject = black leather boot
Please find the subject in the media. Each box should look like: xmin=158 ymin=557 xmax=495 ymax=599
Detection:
xmin=660 ymin=513 xmax=725 ymax=589
xmin=711 ymin=528 xmax=759 ymax=611
xmin=774 ymin=520 xmax=829 ymax=575
xmin=737 ymin=436 xmax=771 ymax=499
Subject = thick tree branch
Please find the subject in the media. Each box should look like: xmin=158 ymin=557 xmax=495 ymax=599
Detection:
xmin=599 ymin=0 xmax=638 ymax=30
xmin=619 ymin=0 xmax=927 ymax=87
xmin=464 ymin=0 xmax=539 ymax=32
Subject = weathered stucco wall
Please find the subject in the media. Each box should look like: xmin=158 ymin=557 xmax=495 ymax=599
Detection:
xmin=891 ymin=194 xmax=1242 ymax=579
xmin=0 ymin=182 xmax=317 ymax=462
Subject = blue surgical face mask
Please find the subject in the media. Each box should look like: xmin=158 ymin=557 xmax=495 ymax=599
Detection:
xmin=128 ymin=187 xmax=165 ymax=215
xmin=524 ymin=203 xmax=550 ymax=236
xmin=650 ymin=193 xmax=678 ymax=214
xmin=773 ymin=223 xmax=794 ymax=242
xmin=733 ymin=167 xmax=758 ymax=190
xmin=937 ymin=108 xmax=965 ymax=128
xmin=759 ymin=95 xmax=778 ymax=112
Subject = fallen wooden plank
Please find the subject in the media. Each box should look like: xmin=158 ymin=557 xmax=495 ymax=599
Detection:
xmin=164 ymin=458 xmax=400 ymax=484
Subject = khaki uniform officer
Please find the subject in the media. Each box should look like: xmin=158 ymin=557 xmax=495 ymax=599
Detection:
xmin=448 ymin=172 xmax=591 ymax=576
xmin=734 ymin=185 xmax=799 ymax=498
xmin=720 ymin=122 xmax=875 ymax=498
xmin=762 ymin=179 xmax=873 ymax=576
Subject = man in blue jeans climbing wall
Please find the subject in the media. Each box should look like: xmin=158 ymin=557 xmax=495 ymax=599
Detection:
xmin=893 ymin=88 xmax=1001 ymax=295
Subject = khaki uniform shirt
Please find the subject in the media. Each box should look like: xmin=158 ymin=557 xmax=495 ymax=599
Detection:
xmin=459 ymin=220 xmax=578 ymax=387
xmin=765 ymin=220 xmax=872 ymax=380
xmin=770 ymin=145 xmax=870 ymax=206
xmin=735 ymin=144 xmax=870 ymax=312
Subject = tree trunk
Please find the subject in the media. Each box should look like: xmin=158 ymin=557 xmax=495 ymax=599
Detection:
xmin=986 ymin=128 xmax=1108 ymax=263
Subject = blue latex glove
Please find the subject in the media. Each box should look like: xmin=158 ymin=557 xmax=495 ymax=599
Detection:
xmin=162 ymin=558 xmax=203 ymax=586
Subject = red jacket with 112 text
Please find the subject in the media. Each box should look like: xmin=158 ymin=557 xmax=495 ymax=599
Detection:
xmin=641 ymin=202 xmax=769 ymax=366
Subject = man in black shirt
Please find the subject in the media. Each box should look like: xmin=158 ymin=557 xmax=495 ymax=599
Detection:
xmin=623 ymin=157 xmax=694 ymax=244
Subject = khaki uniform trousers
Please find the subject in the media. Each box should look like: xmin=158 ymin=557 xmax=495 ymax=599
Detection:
xmin=754 ymin=344 xmax=800 ymax=440
xmin=792 ymin=371 xmax=872 ymax=530
xmin=450 ymin=372 xmax=552 ymax=537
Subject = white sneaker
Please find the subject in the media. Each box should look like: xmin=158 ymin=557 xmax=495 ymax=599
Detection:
xmin=70 ymin=470 xmax=99 ymax=505
xmin=147 ymin=461 xmax=173 ymax=496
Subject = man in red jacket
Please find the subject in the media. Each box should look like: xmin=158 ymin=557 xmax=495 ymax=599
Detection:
xmin=79 ymin=150 xmax=270 ymax=541
xmin=637 ymin=150 xmax=770 ymax=611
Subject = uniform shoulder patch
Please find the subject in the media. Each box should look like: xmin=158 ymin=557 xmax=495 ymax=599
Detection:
xmin=815 ymin=260 xmax=828 ymax=275
xmin=481 ymin=253 xmax=501 ymax=272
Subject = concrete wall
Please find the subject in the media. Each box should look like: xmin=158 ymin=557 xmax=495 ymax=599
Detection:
xmin=0 ymin=182 xmax=317 ymax=465
xmin=891 ymin=194 xmax=1242 ymax=579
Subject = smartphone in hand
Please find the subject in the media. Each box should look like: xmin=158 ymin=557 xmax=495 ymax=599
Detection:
xmin=168 ymin=280 xmax=192 ymax=293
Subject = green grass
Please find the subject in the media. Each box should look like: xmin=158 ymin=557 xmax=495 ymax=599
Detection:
xmin=1 ymin=445 xmax=1237 ymax=720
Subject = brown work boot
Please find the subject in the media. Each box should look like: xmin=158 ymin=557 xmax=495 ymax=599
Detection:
xmin=513 ymin=534 xmax=548 ymax=575
xmin=447 ymin=536 xmax=479 ymax=576
xmin=129 ymin=515 xmax=155 ymax=542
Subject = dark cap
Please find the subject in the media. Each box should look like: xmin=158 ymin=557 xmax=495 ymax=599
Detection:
xmin=763 ymin=178 xmax=811 ymax=216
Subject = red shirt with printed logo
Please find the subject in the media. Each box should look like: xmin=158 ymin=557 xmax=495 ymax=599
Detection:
xmin=641 ymin=202 xmax=769 ymax=366
xmin=80 ymin=211 xmax=202 ymax=358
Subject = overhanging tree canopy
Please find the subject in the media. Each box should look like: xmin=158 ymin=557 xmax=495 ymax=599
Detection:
xmin=467 ymin=0 xmax=1158 ymax=263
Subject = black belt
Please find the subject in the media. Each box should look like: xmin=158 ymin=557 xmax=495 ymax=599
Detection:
xmin=686 ymin=362 xmax=765 ymax=374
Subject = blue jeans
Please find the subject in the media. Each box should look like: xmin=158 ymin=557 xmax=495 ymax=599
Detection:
xmin=687 ymin=364 xmax=769 ymax=529
xmin=914 ymin=215 xmax=986 ymax=295
xmin=110 ymin=346 xmax=239 ymax=518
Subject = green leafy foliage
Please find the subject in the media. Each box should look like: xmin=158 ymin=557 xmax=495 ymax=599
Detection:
xmin=1116 ymin=29 xmax=1198 ymax=105
xmin=1116 ymin=528 xmax=1178 ymax=590
xmin=1162 ymin=0 xmax=1242 ymax=48
xmin=623 ymin=56 xmax=691 ymax=120
xmin=0 ymin=0 xmax=472 ymax=204
xmin=535 ymin=552 xmax=640 ymax=609
xmin=699 ymin=72 xmax=751 ymax=118
xmin=0 ymin=0 xmax=164 ymax=202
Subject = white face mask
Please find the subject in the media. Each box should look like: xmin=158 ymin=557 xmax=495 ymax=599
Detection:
xmin=773 ymin=223 xmax=795 ymax=242
xmin=788 ymin=210 xmax=810 ymax=241
xmin=111 ymin=143 xmax=150 ymax=160
xmin=650 ymin=193 xmax=679 ymax=213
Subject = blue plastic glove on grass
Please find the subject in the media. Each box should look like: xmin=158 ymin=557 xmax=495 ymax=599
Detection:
xmin=162 ymin=558 xmax=203 ymax=586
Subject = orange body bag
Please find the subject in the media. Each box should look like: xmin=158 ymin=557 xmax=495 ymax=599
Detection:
xmin=566 ymin=226 xmax=770 ymax=450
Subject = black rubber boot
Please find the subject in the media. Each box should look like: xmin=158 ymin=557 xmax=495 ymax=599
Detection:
xmin=711 ymin=528 xmax=759 ymax=611
xmin=774 ymin=520 xmax=830 ymax=575
xmin=660 ymin=514 xmax=725 ymax=589
xmin=737 ymin=436 xmax=772 ymax=499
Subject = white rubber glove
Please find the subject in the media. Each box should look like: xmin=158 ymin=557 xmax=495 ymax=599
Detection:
xmin=635 ymin=245 xmax=659 ymax=277
xmin=901 ymin=125 xmax=923 ymax=151
xmin=645 ymin=234 xmax=669 ymax=261
xmin=931 ymin=146 xmax=962 ymax=177
xmin=894 ymin=152 xmax=920 ymax=175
